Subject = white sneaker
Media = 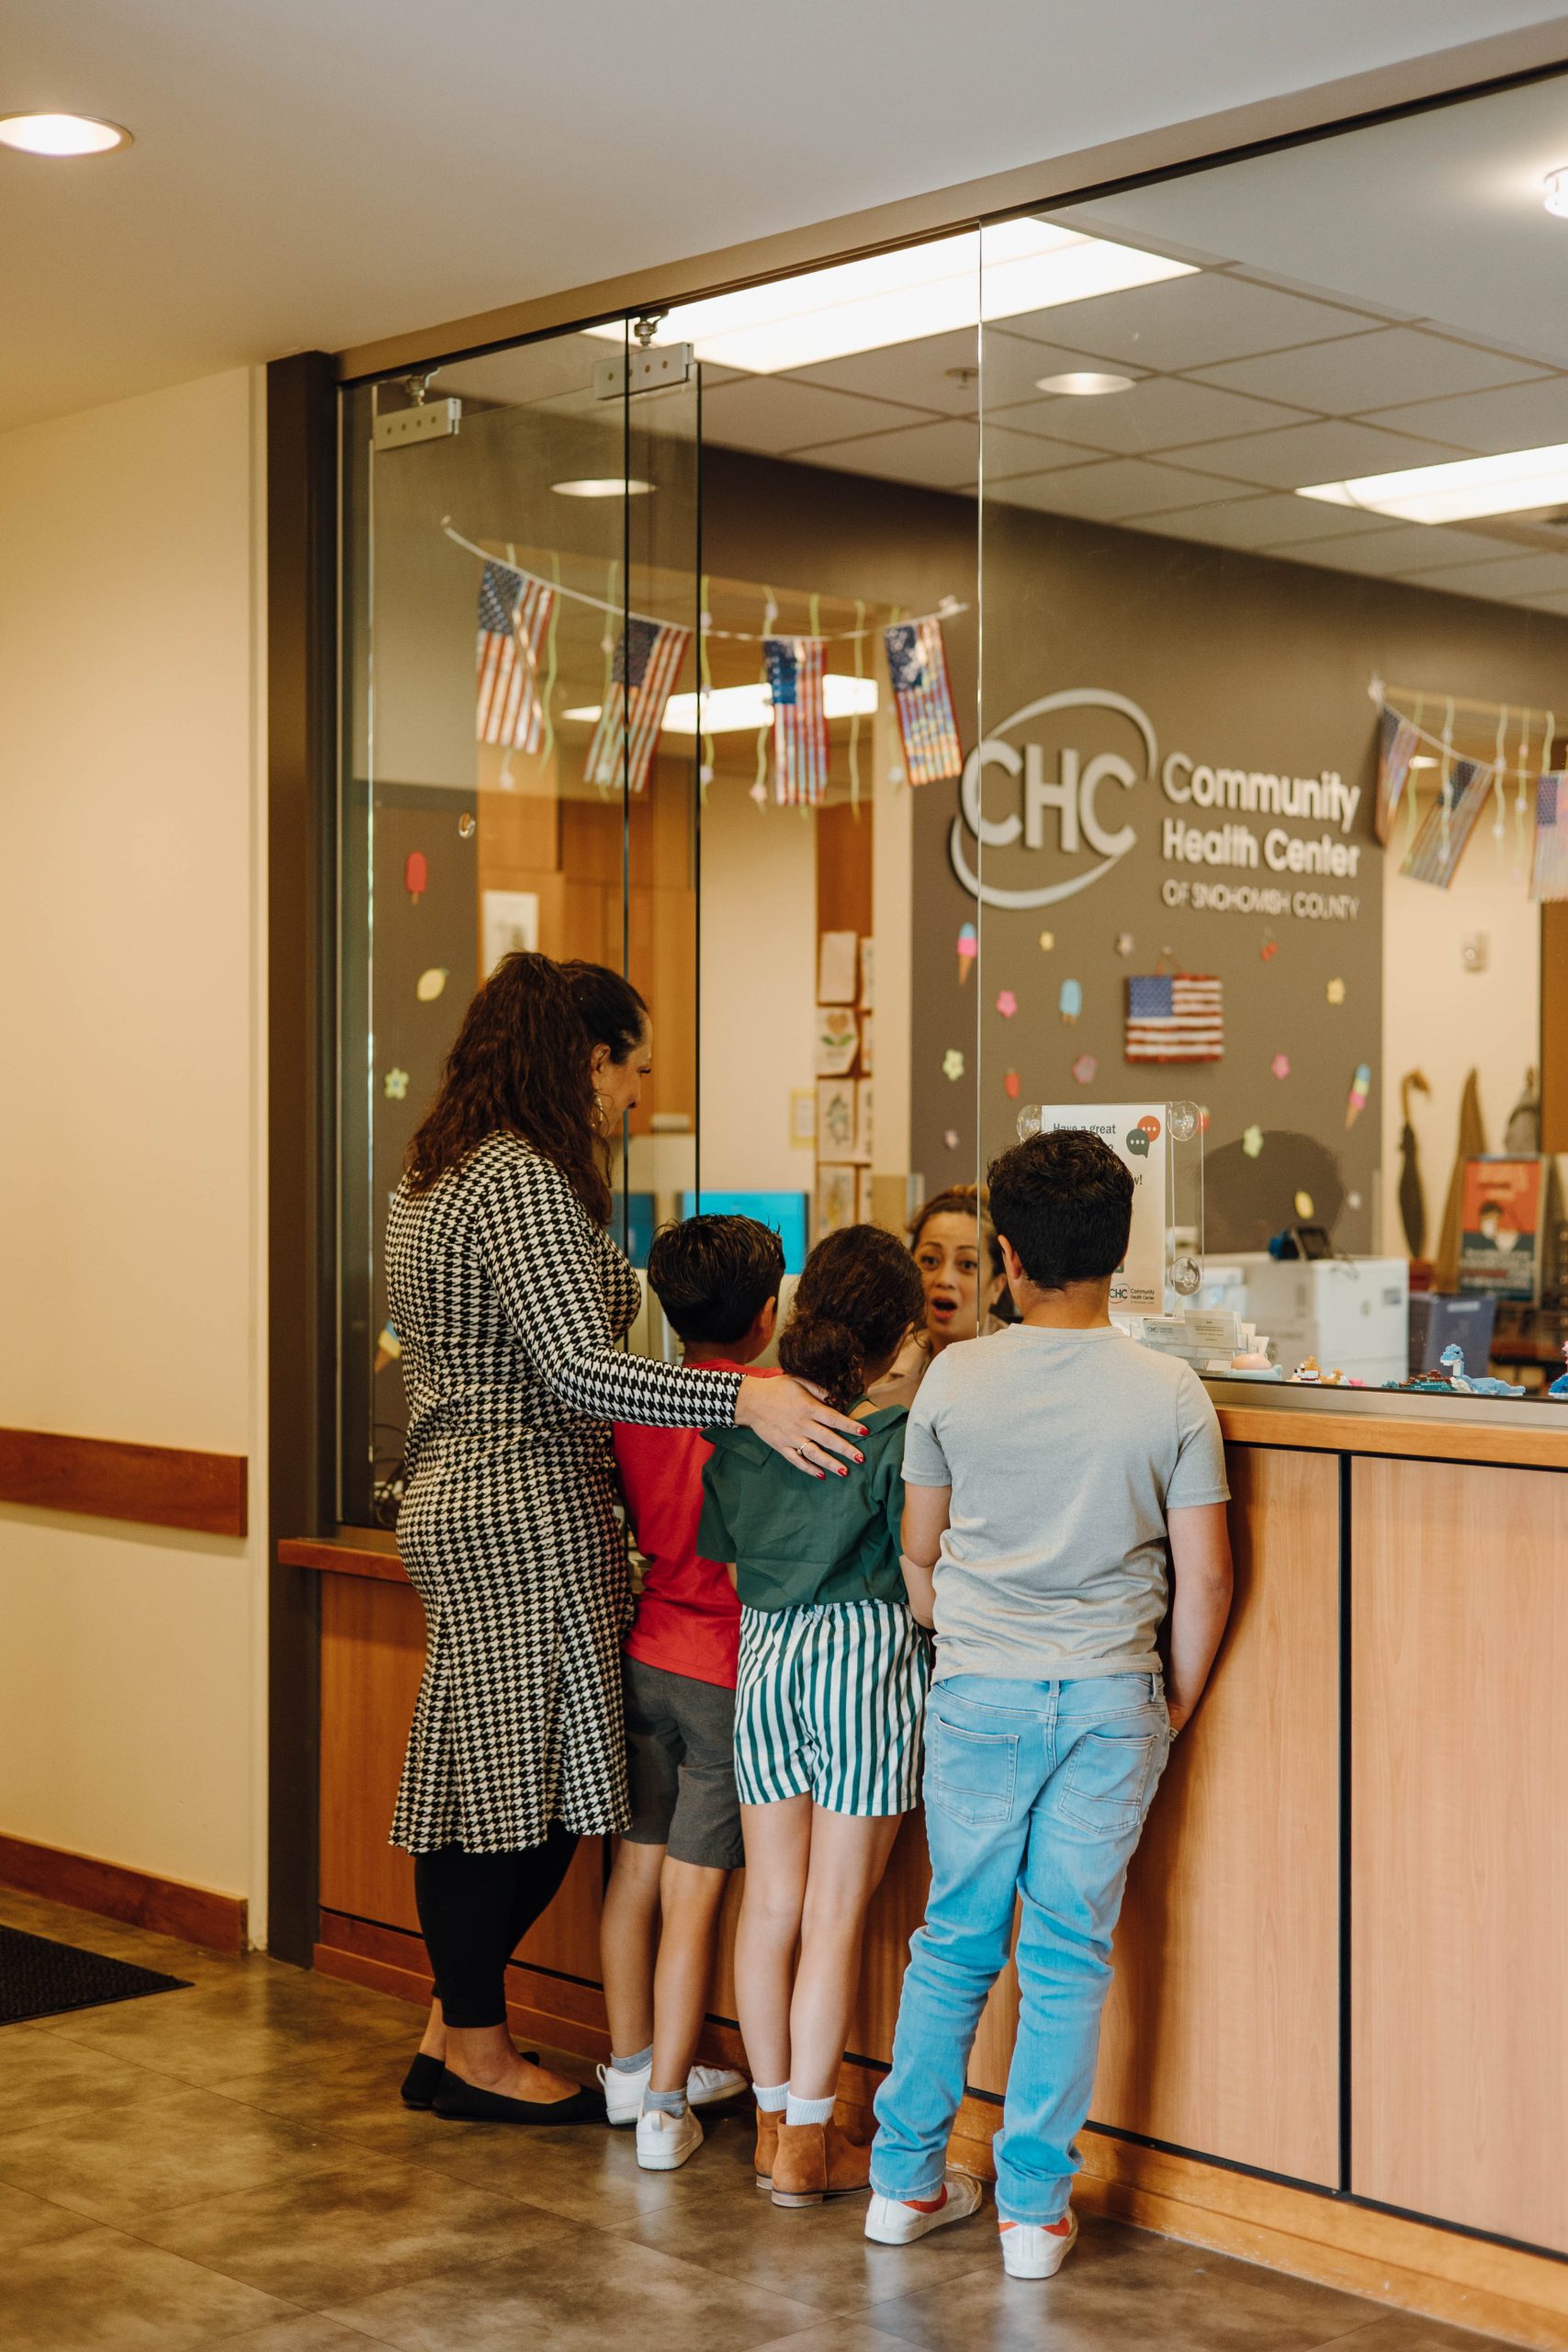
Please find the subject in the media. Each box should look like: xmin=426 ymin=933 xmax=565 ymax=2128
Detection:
xmin=999 ymin=2207 xmax=1078 ymax=2278
xmin=636 ymin=2101 xmax=705 ymax=2171
xmin=598 ymin=2058 xmax=748 ymax=2127
xmin=865 ymin=2170 xmax=984 ymax=2245
xmin=685 ymin=2061 xmax=748 ymax=2111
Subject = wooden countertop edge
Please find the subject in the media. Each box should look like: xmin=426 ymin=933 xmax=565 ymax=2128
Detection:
xmin=1213 ymin=1403 xmax=1568 ymax=1468
xmin=278 ymin=1534 xmax=409 ymax=1583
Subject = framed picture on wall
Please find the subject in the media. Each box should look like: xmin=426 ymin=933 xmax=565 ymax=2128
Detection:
xmin=818 ymin=930 xmax=858 ymax=1005
xmin=817 ymin=1079 xmax=857 ymax=1159
xmin=481 ymin=888 xmax=540 ymax=977
xmin=1458 ymin=1156 xmax=1546 ymax=1300
xmin=815 ymin=1005 xmax=860 ymax=1075
xmin=817 ymin=1163 xmax=857 ymax=1237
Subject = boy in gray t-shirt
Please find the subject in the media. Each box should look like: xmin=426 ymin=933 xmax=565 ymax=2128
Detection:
xmin=865 ymin=1130 xmax=1233 ymax=2281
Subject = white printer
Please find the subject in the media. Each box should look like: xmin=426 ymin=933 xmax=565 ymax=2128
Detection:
xmin=1226 ymin=1252 xmax=1409 ymax=1385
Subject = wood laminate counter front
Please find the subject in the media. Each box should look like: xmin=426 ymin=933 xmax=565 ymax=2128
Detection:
xmin=291 ymin=1417 xmax=1568 ymax=2348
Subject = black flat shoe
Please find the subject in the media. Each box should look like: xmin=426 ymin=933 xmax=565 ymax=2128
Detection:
xmin=400 ymin=2053 xmax=447 ymax=2109
xmin=432 ymin=2068 xmax=605 ymax=2126
xmin=401 ymin=2049 xmax=538 ymax=2108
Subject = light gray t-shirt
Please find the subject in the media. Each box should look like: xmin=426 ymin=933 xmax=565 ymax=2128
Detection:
xmin=902 ymin=1324 xmax=1229 ymax=1682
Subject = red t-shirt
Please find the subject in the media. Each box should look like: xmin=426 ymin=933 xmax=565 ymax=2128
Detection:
xmin=615 ymin=1358 xmax=769 ymax=1690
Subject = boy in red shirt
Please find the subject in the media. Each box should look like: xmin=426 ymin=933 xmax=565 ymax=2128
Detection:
xmin=599 ymin=1215 xmax=785 ymax=2171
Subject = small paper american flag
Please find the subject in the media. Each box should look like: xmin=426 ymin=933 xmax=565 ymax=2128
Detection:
xmin=1401 ymin=758 xmax=1488 ymax=888
xmin=765 ymin=636 xmax=829 ymax=806
xmin=1125 ymin=974 xmax=1224 ymax=1063
xmin=584 ymin=617 xmax=691 ymax=796
xmin=1374 ymin=707 xmax=1419 ymax=846
xmin=885 ymin=619 xmax=962 ymax=786
xmin=1530 ymin=772 xmax=1568 ymax=901
xmin=476 ymin=562 xmax=555 ymax=752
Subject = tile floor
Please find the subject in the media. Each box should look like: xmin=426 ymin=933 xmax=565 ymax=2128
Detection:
xmin=0 ymin=1886 xmax=1516 ymax=2352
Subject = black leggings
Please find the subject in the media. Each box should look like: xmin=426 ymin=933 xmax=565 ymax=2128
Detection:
xmin=413 ymin=1825 xmax=579 ymax=2029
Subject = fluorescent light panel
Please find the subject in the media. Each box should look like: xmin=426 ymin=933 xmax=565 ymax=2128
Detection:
xmin=565 ymin=678 xmax=878 ymax=735
xmin=589 ymin=223 xmax=1193 ymax=375
xmin=1297 ymin=440 xmax=1568 ymax=525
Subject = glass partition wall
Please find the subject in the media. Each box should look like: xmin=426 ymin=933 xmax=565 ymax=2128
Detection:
xmin=340 ymin=329 xmax=705 ymax=1524
xmin=340 ymin=72 xmax=1568 ymax=1516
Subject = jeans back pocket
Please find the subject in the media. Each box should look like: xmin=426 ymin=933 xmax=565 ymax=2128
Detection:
xmin=927 ymin=1715 xmax=1019 ymax=1827
xmin=1055 ymin=1725 xmax=1163 ymax=1836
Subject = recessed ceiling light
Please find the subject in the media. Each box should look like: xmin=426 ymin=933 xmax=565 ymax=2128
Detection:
xmin=586 ymin=224 xmax=1194 ymax=376
xmin=1297 ymin=441 xmax=1568 ymax=525
xmin=1545 ymin=167 xmax=1568 ymax=218
xmin=566 ymin=677 xmax=878 ymax=734
xmin=0 ymin=112 xmax=130 ymax=156
xmin=550 ymin=477 xmax=655 ymax=498
xmin=1035 ymin=370 xmax=1136 ymax=396
xmin=1410 ymin=755 xmax=1438 ymax=769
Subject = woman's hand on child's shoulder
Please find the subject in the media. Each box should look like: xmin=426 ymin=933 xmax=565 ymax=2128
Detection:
xmin=736 ymin=1375 xmax=866 ymax=1479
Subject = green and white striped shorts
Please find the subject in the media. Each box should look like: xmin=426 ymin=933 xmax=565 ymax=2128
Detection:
xmin=734 ymin=1598 xmax=930 ymax=1815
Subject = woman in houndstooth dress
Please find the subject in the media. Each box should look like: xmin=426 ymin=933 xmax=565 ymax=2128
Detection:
xmin=386 ymin=955 xmax=863 ymax=2124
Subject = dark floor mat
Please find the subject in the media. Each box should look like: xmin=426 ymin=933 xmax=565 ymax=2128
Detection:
xmin=0 ymin=1923 xmax=190 ymax=2025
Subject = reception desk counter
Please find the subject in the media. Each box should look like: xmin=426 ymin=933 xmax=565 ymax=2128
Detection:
xmin=285 ymin=1393 xmax=1568 ymax=2348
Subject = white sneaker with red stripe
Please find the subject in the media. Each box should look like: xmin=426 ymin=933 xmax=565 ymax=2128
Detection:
xmin=999 ymin=2206 xmax=1078 ymax=2278
xmin=864 ymin=2170 xmax=984 ymax=2245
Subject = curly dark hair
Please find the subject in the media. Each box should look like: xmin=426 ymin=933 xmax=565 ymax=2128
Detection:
xmin=403 ymin=953 xmax=646 ymax=1223
xmin=987 ymin=1130 xmax=1133 ymax=1292
xmin=648 ymin=1215 xmax=784 ymax=1346
xmin=779 ymin=1224 xmax=923 ymax=1412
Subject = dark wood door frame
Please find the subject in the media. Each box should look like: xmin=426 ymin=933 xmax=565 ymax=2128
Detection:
xmin=265 ymin=351 xmax=340 ymax=1965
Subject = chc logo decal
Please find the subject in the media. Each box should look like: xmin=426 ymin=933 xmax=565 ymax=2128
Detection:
xmin=948 ymin=690 xmax=1153 ymax=910
xmin=948 ymin=688 xmax=1363 ymax=911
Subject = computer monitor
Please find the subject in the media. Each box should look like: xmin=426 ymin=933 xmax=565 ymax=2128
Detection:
xmin=678 ymin=1191 xmax=811 ymax=1274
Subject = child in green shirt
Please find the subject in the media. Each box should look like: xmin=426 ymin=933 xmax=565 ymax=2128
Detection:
xmin=698 ymin=1223 xmax=926 ymax=2214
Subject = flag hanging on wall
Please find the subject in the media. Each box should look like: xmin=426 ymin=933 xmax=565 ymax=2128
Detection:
xmin=764 ymin=636 xmax=829 ymax=805
xmin=1124 ymin=973 xmax=1225 ymax=1063
xmin=584 ymin=617 xmax=691 ymax=795
xmin=1529 ymin=772 xmax=1568 ymax=900
xmin=884 ymin=619 xmax=962 ymax=786
xmin=1401 ymin=758 xmax=1489 ymax=888
xmin=1374 ymin=706 xmax=1420 ymax=845
xmin=476 ymin=562 xmax=555 ymax=752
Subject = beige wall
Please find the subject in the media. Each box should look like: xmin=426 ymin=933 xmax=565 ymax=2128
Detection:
xmin=0 ymin=370 xmax=266 ymax=1923
xmin=698 ymin=773 xmax=818 ymax=1196
xmin=1381 ymin=801 xmax=1542 ymax=1257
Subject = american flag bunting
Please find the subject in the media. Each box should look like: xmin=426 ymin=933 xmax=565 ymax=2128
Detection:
xmin=584 ymin=616 xmax=691 ymax=796
xmin=1530 ymin=772 xmax=1568 ymax=901
xmin=1125 ymin=974 xmax=1224 ymax=1064
xmin=1401 ymin=758 xmax=1489 ymax=888
xmin=884 ymin=619 xmax=962 ymax=786
xmin=765 ymin=636 xmax=829 ymax=806
xmin=476 ymin=562 xmax=555 ymax=752
xmin=1374 ymin=707 xmax=1419 ymax=846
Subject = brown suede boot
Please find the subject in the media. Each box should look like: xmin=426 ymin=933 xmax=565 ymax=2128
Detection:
xmin=753 ymin=2104 xmax=781 ymax=2188
xmin=770 ymin=2118 xmax=872 ymax=2207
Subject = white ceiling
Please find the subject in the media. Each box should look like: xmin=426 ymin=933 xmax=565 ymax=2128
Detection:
xmin=2 ymin=0 xmax=1565 ymax=432
xmin=652 ymin=71 xmax=1568 ymax=618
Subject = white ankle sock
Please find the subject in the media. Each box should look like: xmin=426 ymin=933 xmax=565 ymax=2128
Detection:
xmin=785 ymin=2092 xmax=835 ymax=2126
xmin=754 ymin=2081 xmax=789 ymax=2112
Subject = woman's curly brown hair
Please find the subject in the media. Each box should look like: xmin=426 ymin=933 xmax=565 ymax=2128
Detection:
xmin=402 ymin=952 xmax=645 ymax=1224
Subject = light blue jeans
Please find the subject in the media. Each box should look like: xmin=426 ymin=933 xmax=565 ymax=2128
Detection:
xmin=871 ymin=1670 xmax=1170 ymax=2225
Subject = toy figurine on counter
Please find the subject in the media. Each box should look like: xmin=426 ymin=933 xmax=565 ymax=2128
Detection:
xmin=1547 ymin=1342 xmax=1568 ymax=1400
xmin=1438 ymin=1342 xmax=1526 ymax=1398
xmin=1293 ymin=1356 xmax=1348 ymax=1387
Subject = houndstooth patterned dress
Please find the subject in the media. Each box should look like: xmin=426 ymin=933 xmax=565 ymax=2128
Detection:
xmin=386 ymin=1132 xmax=741 ymax=1855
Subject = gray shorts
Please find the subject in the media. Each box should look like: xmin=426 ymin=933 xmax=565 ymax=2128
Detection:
xmin=622 ymin=1654 xmax=744 ymax=1872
